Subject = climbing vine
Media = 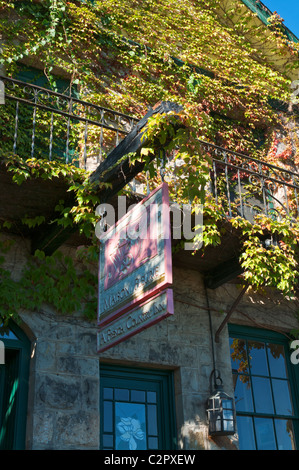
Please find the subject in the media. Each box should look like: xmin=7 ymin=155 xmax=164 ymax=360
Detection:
xmin=0 ymin=154 xmax=102 ymax=327
xmin=0 ymin=239 xmax=98 ymax=327
xmin=0 ymin=0 xmax=298 ymax=327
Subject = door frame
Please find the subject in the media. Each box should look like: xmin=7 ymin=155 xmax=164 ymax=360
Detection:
xmin=100 ymin=363 xmax=177 ymax=450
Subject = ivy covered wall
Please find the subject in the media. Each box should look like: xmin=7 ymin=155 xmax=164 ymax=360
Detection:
xmin=0 ymin=0 xmax=298 ymax=327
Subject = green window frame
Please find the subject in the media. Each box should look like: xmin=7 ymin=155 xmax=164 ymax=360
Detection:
xmin=0 ymin=321 xmax=31 ymax=450
xmin=15 ymin=64 xmax=74 ymax=96
xmin=100 ymin=364 xmax=177 ymax=450
xmin=229 ymin=324 xmax=299 ymax=450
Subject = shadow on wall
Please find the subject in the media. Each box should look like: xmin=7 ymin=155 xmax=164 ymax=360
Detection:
xmin=179 ymin=420 xmax=239 ymax=450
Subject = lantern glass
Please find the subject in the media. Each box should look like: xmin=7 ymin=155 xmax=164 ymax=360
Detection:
xmin=207 ymin=386 xmax=236 ymax=436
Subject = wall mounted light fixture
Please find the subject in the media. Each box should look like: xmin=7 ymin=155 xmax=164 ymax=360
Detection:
xmin=206 ymin=369 xmax=236 ymax=437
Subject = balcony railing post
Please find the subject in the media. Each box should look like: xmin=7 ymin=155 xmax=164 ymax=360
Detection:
xmin=31 ymin=88 xmax=38 ymax=158
xmin=292 ymin=175 xmax=299 ymax=217
xmin=1 ymin=75 xmax=138 ymax=166
xmin=49 ymin=112 xmax=54 ymax=161
xmin=13 ymin=100 xmax=19 ymax=154
xmin=283 ymin=183 xmax=290 ymax=216
xmin=83 ymin=119 xmax=88 ymax=169
xmin=224 ymin=152 xmax=232 ymax=217
xmin=237 ymin=168 xmax=244 ymax=218
xmin=212 ymin=160 xmax=218 ymax=204
xmin=65 ymin=97 xmax=72 ymax=164
xmin=199 ymin=140 xmax=299 ymax=223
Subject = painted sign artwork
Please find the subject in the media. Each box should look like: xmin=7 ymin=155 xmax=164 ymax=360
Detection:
xmin=103 ymin=204 xmax=158 ymax=291
xmin=97 ymin=288 xmax=174 ymax=353
xmin=98 ymin=183 xmax=172 ymax=328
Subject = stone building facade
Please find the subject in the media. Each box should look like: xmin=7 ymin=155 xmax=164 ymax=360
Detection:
xmin=1 ymin=0 xmax=299 ymax=452
xmin=2 ymin=233 xmax=298 ymax=450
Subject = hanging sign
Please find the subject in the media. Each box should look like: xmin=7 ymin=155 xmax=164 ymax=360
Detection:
xmin=98 ymin=182 xmax=172 ymax=328
xmin=97 ymin=288 xmax=173 ymax=353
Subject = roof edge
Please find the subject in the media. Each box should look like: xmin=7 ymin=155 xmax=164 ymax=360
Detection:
xmin=241 ymin=0 xmax=299 ymax=43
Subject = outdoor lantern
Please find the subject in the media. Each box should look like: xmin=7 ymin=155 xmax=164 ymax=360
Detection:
xmin=206 ymin=370 xmax=236 ymax=437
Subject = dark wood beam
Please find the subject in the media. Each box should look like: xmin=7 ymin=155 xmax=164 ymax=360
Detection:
xmin=31 ymin=101 xmax=183 ymax=255
xmin=204 ymin=256 xmax=243 ymax=289
xmin=88 ymin=101 xmax=183 ymax=196
xmin=214 ymin=283 xmax=249 ymax=342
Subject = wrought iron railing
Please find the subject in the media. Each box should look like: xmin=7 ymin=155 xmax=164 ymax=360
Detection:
xmin=199 ymin=140 xmax=299 ymax=221
xmin=0 ymin=75 xmax=138 ymax=169
xmin=1 ymin=76 xmax=298 ymax=221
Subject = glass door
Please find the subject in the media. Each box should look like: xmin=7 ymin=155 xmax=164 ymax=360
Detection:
xmin=100 ymin=365 xmax=177 ymax=450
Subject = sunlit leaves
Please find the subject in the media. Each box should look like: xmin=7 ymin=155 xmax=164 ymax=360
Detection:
xmin=0 ymin=243 xmax=98 ymax=326
xmin=231 ymin=215 xmax=299 ymax=295
xmin=0 ymin=0 xmax=298 ymax=317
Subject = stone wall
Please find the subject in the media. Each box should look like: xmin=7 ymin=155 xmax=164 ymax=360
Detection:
xmin=99 ymin=266 xmax=298 ymax=450
xmin=21 ymin=309 xmax=99 ymax=449
xmin=2 ymin=234 xmax=298 ymax=450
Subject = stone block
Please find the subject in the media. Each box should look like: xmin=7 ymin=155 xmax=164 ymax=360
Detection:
xmin=55 ymin=411 xmax=99 ymax=448
xmin=35 ymin=341 xmax=56 ymax=372
xmin=33 ymin=411 xmax=54 ymax=446
xmin=81 ymin=377 xmax=99 ymax=411
xmin=37 ymin=374 xmax=81 ymax=410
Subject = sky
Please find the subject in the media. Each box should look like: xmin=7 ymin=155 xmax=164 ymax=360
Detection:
xmin=262 ymin=0 xmax=299 ymax=39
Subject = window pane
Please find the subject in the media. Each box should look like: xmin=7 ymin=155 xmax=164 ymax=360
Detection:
xmin=252 ymin=377 xmax=274 ymax=413
xmin=222 ymin=399 xmax=233 ymax=410
xmin=234 ymin=375 xmax=254 ymax=412
xmin=103 ymin=401 xmax=113 ymax=433
xmin=248 ymin=341 xmax=268 ymax=375
xmin=115 ymin=402 xmax=146 ymax=450
xmin=131 ymin=390 xmax=146 ymax=402
xmin=148 ymin=436 xmax=159 ymax=449
xmin=275 ymin=419 xmax=296 ymax=450
xmin=103 ymin=388 xmax=113 ymax=400
xmin=254 ymin=417 xmax=276 ymax=450
xmin=230 ymin=338 xmax=249 ymax=373
xmin=236 ymin=416 xmax=256 ymax=450
xmin=147 ymin=391 xmax=157 ymax=403
xmin=272 ymin=379 xmax=293 ymax=416
xmin=147 ymin=404 xmax=158 ymax=435
xmin=223 ymin=413 xmax=235 ymax=433
xmin=267 ymin=344 xmax=287 ymax=378
xmin=0 ymin=326 xmax=18 ymax=340
xmin=103 ymin=434 xmax=114 ymax=448
xmin=115 ymin=389 xmax=129 ymax=401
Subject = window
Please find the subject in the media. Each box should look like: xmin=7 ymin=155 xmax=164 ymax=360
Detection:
xmin=229 ymin=325 xmax=299 ymax=450
xmin=0 ymin=322 xmax=31 ymax=450
xmin=100 ymin=365 xmax=177 ymax=450
xmin=15 ymin=64 xmax=74 ymax=96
